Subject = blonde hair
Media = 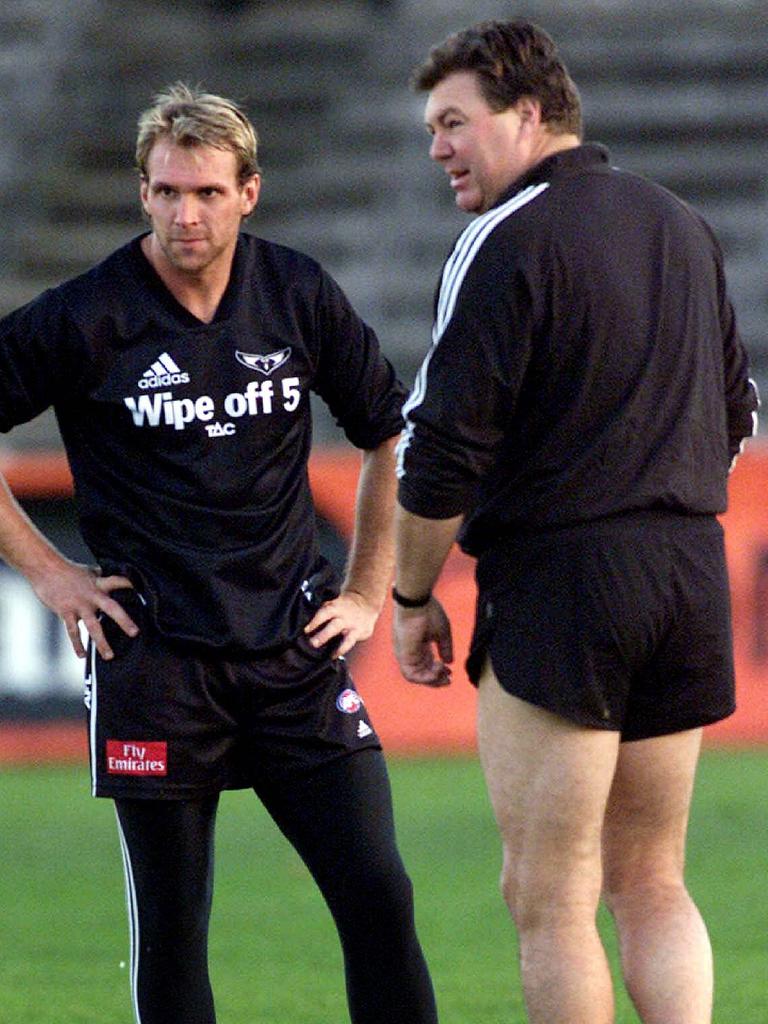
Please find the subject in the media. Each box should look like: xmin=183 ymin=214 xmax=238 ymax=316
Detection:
xmin=136 ymin=82 xmax=260 ymax=181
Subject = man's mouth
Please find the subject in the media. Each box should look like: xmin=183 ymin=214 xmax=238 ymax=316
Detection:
xmin=449 ymin=170 xmax=469 ymax=190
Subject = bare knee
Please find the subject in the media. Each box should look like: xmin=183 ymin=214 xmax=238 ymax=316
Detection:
xmin=603 ymin=862 xmax=689 ymax=922
xmin=500 ymin=848 xmax=602 ymax=933
xmin=603 ymin=824 xmax=687 ymax=916
xmin=499 ymin=853 xmax=520 ymax=918
xmin=499 ymin=847 xmax=545 ymax=928
xmin=602 ymin=729 xmax=702 ymax=921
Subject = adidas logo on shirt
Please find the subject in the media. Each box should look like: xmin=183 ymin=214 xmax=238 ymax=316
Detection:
xmin=138 ymin=352 xmax=190 ymax=389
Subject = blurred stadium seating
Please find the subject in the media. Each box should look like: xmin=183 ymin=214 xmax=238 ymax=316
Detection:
xmin=1 ymin=0 xmax=766 ymax=746
xmin=1 ymin=0 xmax=766 ymax=448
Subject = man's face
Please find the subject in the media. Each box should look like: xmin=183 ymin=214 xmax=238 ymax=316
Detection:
xmin=424 ymin=71 xmax=535 ymax=215
xmin=140 ymin=139 xmax=260 ymax=275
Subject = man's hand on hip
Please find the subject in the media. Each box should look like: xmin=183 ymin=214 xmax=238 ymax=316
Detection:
xmin=30 ymin=561 xmax=138 ymax=660
xmin=305 ymin=590 xmax=380 ymax=659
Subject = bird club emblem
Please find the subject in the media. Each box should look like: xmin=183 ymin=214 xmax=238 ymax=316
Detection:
xmin=235 ymin=347 xmax=292 ymax=375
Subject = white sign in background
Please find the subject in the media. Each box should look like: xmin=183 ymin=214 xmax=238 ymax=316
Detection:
xmin=0 ymin=567 xmax=84 ymax=698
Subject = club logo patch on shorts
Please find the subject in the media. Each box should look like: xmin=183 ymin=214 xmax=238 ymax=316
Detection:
xmin=336 ymin=688 xmax=363 ymax=715
xmin=106 ymin=740 xmax=168 ymax=776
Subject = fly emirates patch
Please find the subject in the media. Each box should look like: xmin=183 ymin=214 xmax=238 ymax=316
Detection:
xmin=106 ymin=740 xmax=168 ymax=776
xmin=123 ymin=377 xmax=301 ymax=434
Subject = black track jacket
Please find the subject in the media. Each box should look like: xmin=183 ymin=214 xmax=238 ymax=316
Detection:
xmin=397 ymin=144 xmax=758 ymax=555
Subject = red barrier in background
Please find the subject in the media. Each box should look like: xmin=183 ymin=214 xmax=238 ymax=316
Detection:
xmin=310 ymin=448 xmax=478 ymax=751
xmin=1 ymin=445 xmax=766 ymax=762
xmin=712 ymin=445 xmax=768 ymax=743
xmin=312 ymin=447 xmax=768 ymax=751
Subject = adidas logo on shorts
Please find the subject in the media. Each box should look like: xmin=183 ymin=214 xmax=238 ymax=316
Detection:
xmin=138 ymin=352 xmax=191 ymax=389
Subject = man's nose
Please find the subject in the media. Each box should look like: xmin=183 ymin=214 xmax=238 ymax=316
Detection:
xmin=429 ymin=133 xmax=452 ymax=162
xmin=174 ymin=194 xmax=200 ymax=224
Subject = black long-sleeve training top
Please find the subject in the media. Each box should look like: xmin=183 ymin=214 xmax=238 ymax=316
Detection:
xmin=397 ymin=144 xmax=758 ymax=555
xmin=0 ymin=233 xmax=406 ymax=652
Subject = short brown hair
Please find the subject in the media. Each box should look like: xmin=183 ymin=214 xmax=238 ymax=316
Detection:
xmin=136 ymin=82 xmax=260 ymax=182
xmin=412 ymin=20 xmax=582 ymax=138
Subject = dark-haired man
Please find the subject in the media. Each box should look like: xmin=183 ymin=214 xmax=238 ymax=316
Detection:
xmin=0 ymin=83 xmax=438 ymax=1024
xmin=392 ymin=19 xmax=757 ymax=1024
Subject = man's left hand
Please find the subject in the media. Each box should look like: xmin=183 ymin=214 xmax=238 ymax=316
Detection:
xmin=392 ymin=598 xmax=453 ymax=687
xmin=305 ymin=591 xmax=379 ymax=658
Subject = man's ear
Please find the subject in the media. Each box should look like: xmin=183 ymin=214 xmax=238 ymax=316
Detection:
xmin=240 ymin=174 xmax=261 ymax=217
xmin=515 ymin=96 xmax=543 ymax=127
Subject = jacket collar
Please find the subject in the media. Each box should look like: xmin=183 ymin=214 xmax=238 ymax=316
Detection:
xmin=493 ymin=142 xmax=610 ymax=209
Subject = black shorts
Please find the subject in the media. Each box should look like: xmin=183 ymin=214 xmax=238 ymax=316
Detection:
xmin=86 ymin=590 xmax=381 ymax=799
xmin=467 ymin=512 xmax=736 ymax=742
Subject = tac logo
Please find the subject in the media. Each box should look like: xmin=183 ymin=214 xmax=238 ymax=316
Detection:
xmin=206 ymin=422 xmax=236 ymax=437
xmin=336 ymin=688 xmax=363 ymax=715
xmin=235 ymin=347 xmax=291 ymax=375
xmin=106 ymin=740 xmax=168 ymax=776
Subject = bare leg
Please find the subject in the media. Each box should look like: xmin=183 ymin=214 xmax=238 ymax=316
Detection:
xmin=477 ymin=662 xmax=620 ymax=1024
xmin=602 ymin=729 xmax=712 ymax=1024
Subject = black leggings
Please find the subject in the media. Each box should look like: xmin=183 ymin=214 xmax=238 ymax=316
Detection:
xmin=114 ymin=749 xmax=438 ymax=1023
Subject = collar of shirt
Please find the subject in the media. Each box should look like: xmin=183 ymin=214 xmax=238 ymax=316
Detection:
xmin=494 ymin=142 xmax=611 ymax=209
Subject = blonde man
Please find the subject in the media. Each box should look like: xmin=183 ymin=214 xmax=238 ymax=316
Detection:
xmin=0 ymin=84 xmax=438 ymax=1024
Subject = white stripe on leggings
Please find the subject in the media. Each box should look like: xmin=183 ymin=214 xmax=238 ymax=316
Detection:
xmin=115 ymin=810 xmax=142 ymax=1024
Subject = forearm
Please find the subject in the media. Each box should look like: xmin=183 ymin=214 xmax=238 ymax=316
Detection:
xmin=342 ymin=436 xmax=399 ymax=612
xmin=0 ymin=472 xmax=137 ymax=659
xmin=394 ymin=503 xmax=463 ymax=600
xmin=0 ymin=473 xmax=69 ymax=583
xmin=390 ymin=503 xmax=462 ymax=687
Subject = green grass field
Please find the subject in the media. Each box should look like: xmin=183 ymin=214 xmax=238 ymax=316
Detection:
xmin=1 ymin=749 xmax=766 ymax=1023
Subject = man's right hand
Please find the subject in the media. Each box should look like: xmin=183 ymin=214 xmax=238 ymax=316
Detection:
xmin=30 ymin=560 xmax=138 ymax=660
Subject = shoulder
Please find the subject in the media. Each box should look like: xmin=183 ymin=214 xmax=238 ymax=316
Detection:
xmin=437 ymin=184 xmax=550 ymax=300
xmin=54 ymin=236 xmax=146 ymax=317
xmin=1 ymin=239 xmax=132 ymax=337
xmin=238 ymin=232 xmax=326 ymax=285
xmin=588 ymin=162 xmax=720 ymax=250
xmin=238 ymin=233 xmax=355 ymax=323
